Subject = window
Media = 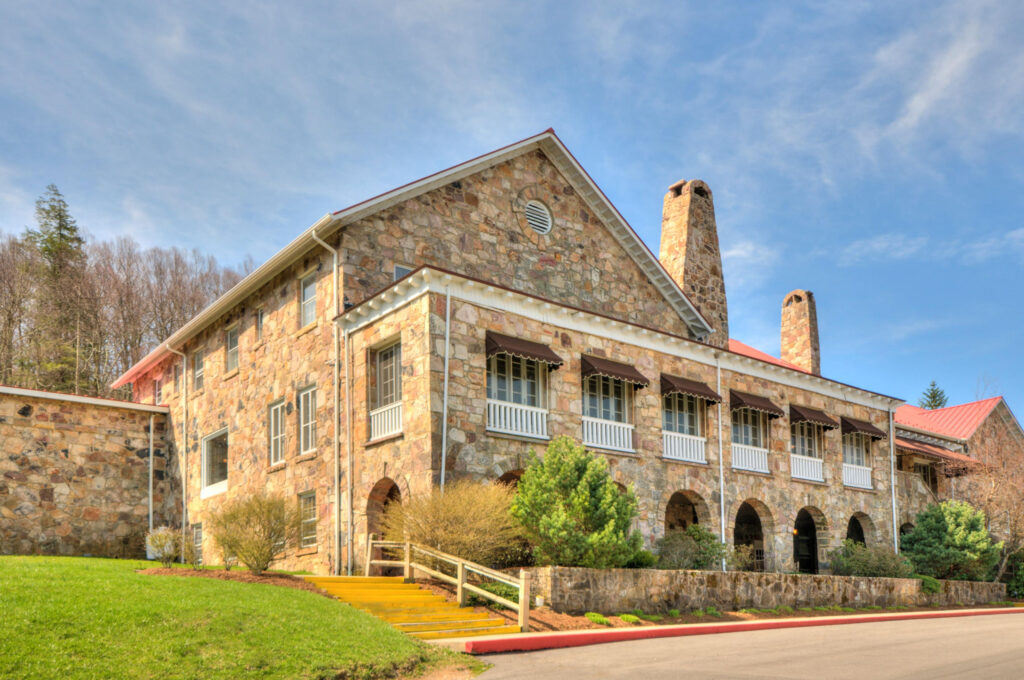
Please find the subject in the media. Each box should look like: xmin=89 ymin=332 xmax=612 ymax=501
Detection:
xmin=732 ymin=408 xmax=768 ymax=448
xmin=374 ymin=344 xmax=402 ymax=408
xmin=201 ymin=430 xmax=228 ymax=493
xmin=173 ymin=364 xmax=181 ymax=393
xmin=843 ymin=433 xmax=869 ymax=467
xmin=193 ymin=350 xmax=204 ymax=391
xmin=663 ymin=393 xmax=703 ymax=436
xmin=268 ymin=400 xmax=285 ymax=465
xmin=225 ymin=326 xmax=239 ymax=372
xmin=487 ymin=354 xmax=544 ymax=407
xmin=393 ymin=264 xmax=412 ymax=280
xmin=154 ymin=378 xmax=162 ymax=405
xmin=255 ymin=308 xmax=264 ymax=342
xmin=300 ymin=273 xmax=317 ymax=327
xmin=298 ymin=387 xmax=317 ymax=454
xmin=192 ymin=524 xmax=203 ymax=566
xmin=584 ymin=375 xmax=631 ymax=423
xmin=299 ymin=492 xmax=317 ymax=548
xmin=791 ymin=421 xmax=824 ymax=458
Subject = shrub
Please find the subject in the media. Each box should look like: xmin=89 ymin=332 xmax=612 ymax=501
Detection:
xmin=510 ymin=437 xmax=642 ymax=568
xmin=657 ymin=525 xmax=727 ymax=570
xmin=828 ymin=539 xmax=913 ymax=578
xmin=146 ymin=527 xmax=179 ymax=568
xmin=727 ymin=544 xmax=757 ymax=571
xmin=625 ymin=549 xmax=657 ymax=569
xmin=916 ymin=574 xmax=941 ymax=594
xmin=668 ymin=609 xmax=680 ymax=617
xmin=618 ymin=614 xmax=640 ymax=624
xmin=901 ymin=501 xmax=1002 ymax=581
xmin=705 ymin=606 xmax=722 ymax=617
xmin=585 ymin=612 xmax=611 ymax=626
xmin=207 ymin=491 xmax=300 ymax=575
xmin=180 ymin=534 xmax=201 ymax=570
xmin=774 ymin=605 xmax=793 ymax=614
xmin=382 ymin=479 xmax=521 ymax=567
xmin=1007 ymin=552 xmax=1024 ymax=599
xmin=467 ymin=581 xmax=519 ymax=609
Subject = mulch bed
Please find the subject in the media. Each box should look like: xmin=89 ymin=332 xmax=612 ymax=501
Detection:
xmin=138 ymin=567 xmax=333 ymax=598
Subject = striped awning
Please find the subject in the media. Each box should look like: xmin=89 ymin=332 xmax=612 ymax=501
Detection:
xmin=581 ymin=355 xmax=649 ymax=387
xmin=729 ymin=390 xmax=785 ymax=418
xmin=485 ymin=331 xmax=564 ymax=367
xmin=661 ymin=373 xmax=722 ymax=403
xmin=841 ymin=416 xmax=887 ymax=440
xmin=790 ymin=404 xmax=839 ymax=430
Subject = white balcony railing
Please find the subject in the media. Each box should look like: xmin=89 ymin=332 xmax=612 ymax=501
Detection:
xmin=732 ymin=444 xmax=770 ymax=473
xmin=369 ymin=401 xmax=402 ymax=440
xmin=791 ymin=453 xmax=824 ymax=482
xmin=843 ymin=463 xmax=872 ymax=489
xmin=582 ymin=416 xmax=635 ymax=454
xmin=663 ymin=431 xmax=707 ymax=464
xmin=487 ymin=400 xmax=549 ymax=440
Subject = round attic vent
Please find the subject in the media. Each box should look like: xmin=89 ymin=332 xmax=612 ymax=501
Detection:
xmin=524 ymin=200 xmax=552 ymax=234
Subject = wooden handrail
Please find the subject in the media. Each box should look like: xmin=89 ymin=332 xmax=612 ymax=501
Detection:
xmin=364 ymin=534 xmax=531 ymax=632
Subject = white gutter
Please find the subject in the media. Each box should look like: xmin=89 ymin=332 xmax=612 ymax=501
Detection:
xmin=716 ymin=353 xmax=726 ymax=572
xmin=148 ymin=414 xmax=154 ymax=532
xmin=439 ymin=286 xmax=452 ymax=492
xmin=343 ymin=328 xmax=354 ymax=575
xmin=889 ymin=407 xmax=899 ymax=552
xmin=167 ymin=346 xmax=187 ymax=557
xmin=0 ymin=385 xmax=168 ymax=414
xmin=310 ymin=226 xmax=342 ymax=576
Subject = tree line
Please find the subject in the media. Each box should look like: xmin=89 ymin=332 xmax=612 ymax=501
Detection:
xmin=0 ymin=185 xmax=250 ymax=399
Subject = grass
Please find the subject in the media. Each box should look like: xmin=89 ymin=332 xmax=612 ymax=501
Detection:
xmin=668 ymin=609 xmax=680 ymax=617
xmin=0 ymin=556 xmax=471 ymax=680
xmin=585 ymin=612 xmax=612 ymax=626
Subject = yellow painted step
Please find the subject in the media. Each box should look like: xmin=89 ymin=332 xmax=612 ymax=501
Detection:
xmin=410 ymin=624 xmax=521 ymax=640
xmin=395 ymin=618 xmax=507 ymax=633
xmin=321 ymin=583 xmax=421 ymax=591
xmin=342 ymin=597 xmax=449 ymax=608
xmin=379 ymin=609 xmax=490 ymax=623
xmin=306 ymin=576 xmax=402 ymax=584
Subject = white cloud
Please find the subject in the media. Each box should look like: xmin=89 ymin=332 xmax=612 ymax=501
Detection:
xmin=838 ymin=229 xmax=1024 ymax=266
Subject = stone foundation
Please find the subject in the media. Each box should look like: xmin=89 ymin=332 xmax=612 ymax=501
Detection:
xmin=525 ymin=566 xmax=1006 ymax=614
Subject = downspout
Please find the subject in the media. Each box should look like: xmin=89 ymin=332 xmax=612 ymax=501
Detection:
xmin=148 ymin=414 xmax=154 ymax=532
xmin=439 ymin=286 xmax=452 ymax=492
xmin=716 ymin=352 xmax=726 ymax=572
xmin=167 ymin=346 xmax=187 ymax=560
xmin=889 ymin=406 xmax=899 ymax=552
xmin=344 ymin=328 xmax=353 ymax=575
xmin=311 ymin=227 xmax=342 ymax=575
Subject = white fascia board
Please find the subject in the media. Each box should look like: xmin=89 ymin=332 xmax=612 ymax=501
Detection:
xmin=339 ymin=268 xmax=900 ymax=412
xmin=0 ymin=385 xmax=170 ymax=414
xmin=895 ymin=425 xmax=965 ymax=448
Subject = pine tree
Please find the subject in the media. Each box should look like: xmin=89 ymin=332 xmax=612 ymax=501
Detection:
xmin=918 ymin=380 xmax=949 ymax=410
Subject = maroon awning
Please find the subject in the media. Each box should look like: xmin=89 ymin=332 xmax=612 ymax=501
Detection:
xmin=485 ymin=332 xmax=563 ymax=367
xmin=661 ymin=373 xmax=721 ymax=403
xmin=729 ymin=390 xmax=785 ymax=418
xmin=790 ymin=404 xmax=839 ymax=430
xmin=581 ymin=355 xmax=649 ymax=387
xmin=841 ymin=416 xmax=887 ymax=440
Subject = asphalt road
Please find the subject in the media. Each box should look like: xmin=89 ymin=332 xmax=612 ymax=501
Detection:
xmin=481 ymin=613 xmax=1024 ymax=679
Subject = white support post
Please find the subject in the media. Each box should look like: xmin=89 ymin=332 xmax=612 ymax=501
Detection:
xmin=518 ymin=569 xmax=531 ymax=632
xmin=403 ymin=542 xmax=411 ymax=581
xmin=365 ymin=533 xmax=374 ymax=577
xmin=456 ymin=561 xmax=466 ymax=606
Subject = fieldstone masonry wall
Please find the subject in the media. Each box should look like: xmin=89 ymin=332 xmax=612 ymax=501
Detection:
xmin=526 ymin=566 xmax=1006 ymax=614
xmin=0 ymin=392 xmax=177 ymax=557
xmin=780 ymin=289 xmax=821 ymax=375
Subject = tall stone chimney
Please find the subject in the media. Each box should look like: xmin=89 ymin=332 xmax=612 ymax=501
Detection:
xmin=659 ymin=179 xmax=729 ymax=348
xmin=780 ymin=289 xmax=820 ymax=375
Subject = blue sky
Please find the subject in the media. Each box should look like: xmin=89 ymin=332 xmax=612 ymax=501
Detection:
xmin=1 ymin=1 xmax=1022 ymax=411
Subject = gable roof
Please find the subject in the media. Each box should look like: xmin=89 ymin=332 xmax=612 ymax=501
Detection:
xmin=895 ymin=397 xmax=1003 ymax=441
xmin=113 ymin=129 xmax=712 ymax=389
xmin=728 ymin=339 xmax=806 ymax=372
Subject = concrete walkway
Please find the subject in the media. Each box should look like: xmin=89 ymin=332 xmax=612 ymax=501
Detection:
xmin=481 ymin=612 xmax=1024 ymax=679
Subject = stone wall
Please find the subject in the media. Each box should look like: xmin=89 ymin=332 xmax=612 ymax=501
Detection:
xmin=525 ymin=566 xmax=1006 ymax=614
xmin=780 ymin=289 xmax=820 ymax=375
xmin=0 ymin=391 xmax=176 ymax=557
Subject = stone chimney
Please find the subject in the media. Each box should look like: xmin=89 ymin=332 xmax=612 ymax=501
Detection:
xmin=659 ymin=179 xmax=729 ymax=348
xmin=781 ymin=289 xmax=820 ymax=375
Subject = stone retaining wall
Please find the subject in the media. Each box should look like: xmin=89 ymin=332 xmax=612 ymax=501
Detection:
xmin=0 ymin=391 xmax=177 ymax=557
xmin=525 ymin=566 xmax=1006 ymax=614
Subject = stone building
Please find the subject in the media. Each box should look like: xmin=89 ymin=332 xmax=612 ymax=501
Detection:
xmin=77 ymin=130 xmax=1017 ymax=575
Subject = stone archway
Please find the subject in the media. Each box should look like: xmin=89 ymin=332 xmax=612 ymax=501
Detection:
xmin=733 ymin=499 xmax=773 ymax=572
xmin=793 ymin=506 xmax=829 ymax=574
xmin=496 ymin=469 xmax=524 ymax=488
xmin=665 ymin=490 xmax=712 ymax=533
xmin=846 ymin=512 xmax=875 ymax=546
xmin=900 ymin=522 xmax=915 ymax=536
xmin=366 ymin=477 xmax=402 ymax=539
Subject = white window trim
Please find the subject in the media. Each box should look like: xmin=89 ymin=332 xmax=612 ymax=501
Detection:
xmin=791 ymin=421 xmax=824 ymax=459
xmin=225 ymin=325 xmax=239 ymax=372
xmin=299 ymin=491 xmax=317 ymax=548
xmin=269 ymin=399 xmax=286 ymax=465
xmin=200 ymin=428 xmax=229 ymax=498
xmin=842 ymin=432 xmax=870 ymax=467
xmin=300 ymin=273 xmax=317 ymax=327
xmin=663 ymin=393 xmax=704 ymax=437
xmin=374 ymin=342 xmax=402 ymax=409
xmin=583 ymin=374 xmax=632 ymax=424
xmin=732 ymin=407 xmax=768 ymax=448
xmin=153 ymin=378 xmax=162 ymax=405
xmin=298 ymin=386 xmax=317 ymax=454
xmin=486 ymin=354 xmax=547 ymax=408
xmin=193 ymin=349 xmax=205 ymax=391
xmin=192 ymin=523 xmax=203 ymax=566
xmin=255 ymin=307 xmax=264 ymax=342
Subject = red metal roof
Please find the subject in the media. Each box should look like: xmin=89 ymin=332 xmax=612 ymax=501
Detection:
xmin=728 ymin=339 xmax=807 ymax=372
xmin=894 ymin=436 xmax=977 ymax=466
xmin=894 ymin=397 xmax=1002 ymax=440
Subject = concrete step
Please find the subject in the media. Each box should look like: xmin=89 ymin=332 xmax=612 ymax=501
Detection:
xmin=410 ymin=624 xmax=521 ymax=640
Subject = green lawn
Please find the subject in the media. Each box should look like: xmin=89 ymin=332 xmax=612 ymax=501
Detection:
xmin=0 ymin=556 xmax=467 ymax=679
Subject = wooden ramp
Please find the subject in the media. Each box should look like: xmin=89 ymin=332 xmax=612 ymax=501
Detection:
xmin=306 ymin=576 xmax=520 ymax=640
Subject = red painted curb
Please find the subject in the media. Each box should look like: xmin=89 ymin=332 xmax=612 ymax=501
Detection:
xmin=463 ymin=608 xmax=1024 ymax=654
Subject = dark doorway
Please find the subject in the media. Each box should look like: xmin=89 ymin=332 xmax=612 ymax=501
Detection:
xmin=846 ymin=516 xmax=866 ymax=545
xmin=734 ymin=502 xmax=765 ymax=572
xmin=666 ymin=492 xmax=699 ymax=532
xmin=794 ymin=509 xmax=818 ymax=574
xmin=497 ymin=470 xmax=523 ymax=488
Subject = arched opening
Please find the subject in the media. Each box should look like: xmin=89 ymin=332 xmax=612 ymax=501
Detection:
xmin=497 ymin=470 xmax=524 ymax=488
xmin=366 ymin=477 xmax=402 ymax=539
xmin=794 ymin=509 xmax=819 ymax=574
xmin=665 ymin=491 xmax=711 ymax=533
xmin=846 ymin=516 xmax=866 ymax=545
xmin=734 ymin=502 xmax=766 ymax=572
xmin=900 ymin=522 xmax=914 ymax=536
